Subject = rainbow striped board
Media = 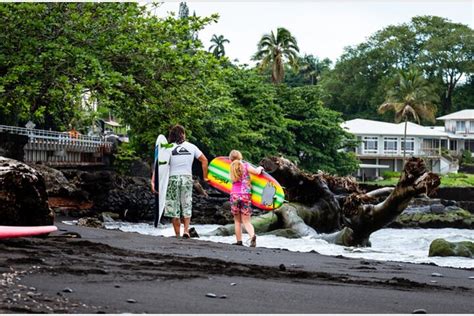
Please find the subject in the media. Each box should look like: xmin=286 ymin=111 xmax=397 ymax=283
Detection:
xmin=207 ymin=156 xmax=285 ymax=211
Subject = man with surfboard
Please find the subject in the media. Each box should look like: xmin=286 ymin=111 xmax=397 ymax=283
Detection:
xmin=156 ymin=125 xmax=208 ymax=239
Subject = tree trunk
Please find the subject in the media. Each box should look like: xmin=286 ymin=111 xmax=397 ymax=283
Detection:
xmin=206 ymin=156 xmax=440 ymax=247
xmin=403 ymin=118 xmax=407 ymax=163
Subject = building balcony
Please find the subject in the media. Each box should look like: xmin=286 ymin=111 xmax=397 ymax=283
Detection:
xmin=356 ymin=148 xmax=443 ymax=158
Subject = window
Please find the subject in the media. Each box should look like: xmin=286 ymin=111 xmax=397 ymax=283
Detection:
xmin=450 ymin=140 xmax=457 ymax=151
xmin=401 ymin=137 xmax=415 ymax=153
xmin=470 ymin=121 xmax=474 ymax=133
xmin=456 ymin=121 xmax=466 ymax=132
xmin=363 ymin=136 xmax=378 ymax=154
xmin=384 ymin=137 xmax=398 ymax=154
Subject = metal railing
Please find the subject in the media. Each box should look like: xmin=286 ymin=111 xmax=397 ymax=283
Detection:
xmin=0 ymin=125 xmax=107 ymax=145
xmin=0 ymin=124 xmax=112 ymax=165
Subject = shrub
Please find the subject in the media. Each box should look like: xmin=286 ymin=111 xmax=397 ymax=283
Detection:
xmin=114 ymin=142 xmax=140 ymax=175
xmin=461 ymin=149 xmax=473 ymax=164
xmin=445 ymin=173 xmax=468 ymax=179
xmin=382 ymin=171 xmax=401 ymax=179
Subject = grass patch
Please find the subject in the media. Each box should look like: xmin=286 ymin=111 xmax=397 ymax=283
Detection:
xmin=364 ymin=172 xmax=474 ymax=187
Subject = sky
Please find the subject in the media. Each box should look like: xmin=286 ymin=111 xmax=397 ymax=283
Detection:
xmin=152 ymin=0 xmax=473 ymax=65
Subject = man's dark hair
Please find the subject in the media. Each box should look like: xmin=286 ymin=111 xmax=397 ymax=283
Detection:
xmin=168 ymin=124 xmax=186 ymax=144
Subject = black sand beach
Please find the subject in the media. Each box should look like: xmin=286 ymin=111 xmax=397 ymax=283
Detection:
xmin=0 ymin=220 xmax=473 ymax=314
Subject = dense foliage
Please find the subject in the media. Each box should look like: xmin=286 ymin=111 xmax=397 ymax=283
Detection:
xmin=320 ymin=16 xmax=473 ymax=120
xmin=0 ymin=2 xmax=358 ymax=175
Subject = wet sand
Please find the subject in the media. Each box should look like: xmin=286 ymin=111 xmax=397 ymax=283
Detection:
xmin=0 ymin=220 xmax=473 ymax=313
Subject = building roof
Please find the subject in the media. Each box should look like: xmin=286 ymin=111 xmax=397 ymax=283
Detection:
xmin=341 ymin=119 xmax=448 ymax=137
xmin=104 ymin=120 xmax=121 ymax=127
xmin=437 ymin=109 xmax=474 ymax=120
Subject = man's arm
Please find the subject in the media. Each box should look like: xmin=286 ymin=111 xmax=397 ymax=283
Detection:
xmin=198 ymin=154 xmax=208 ymax=180
xmin=151 ymin=171 xmax=156 ymax=193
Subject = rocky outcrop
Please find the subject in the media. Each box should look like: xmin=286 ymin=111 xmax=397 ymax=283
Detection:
xmin=0 ymin=132 xmax=28 ymax=161
xmin=389 ymin=197 xmax=473 ymax=229
xmin=34 ymin=165 xmax=234 ymax=225
xmin=429 ymin=239 xmax=474 ymax=258
xmin=0 ymin=157 xmax=54 ymax=225
xmin=361 ymin=183 xmax=474 ymax=213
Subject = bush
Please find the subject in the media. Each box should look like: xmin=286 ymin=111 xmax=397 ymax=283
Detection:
xmin=382 ymin=171 xmax=401 ymax=178
xmin=461 ymin=149 xmax=473 ymax=164
xmin=114 ymin=143 xmax=140 ymax=175
xmin=445 ymin=173 xmax=468 ymax=179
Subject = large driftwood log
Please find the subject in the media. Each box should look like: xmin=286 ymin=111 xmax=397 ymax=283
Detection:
xmin=206 ymin=156 xmax=440 ymax=247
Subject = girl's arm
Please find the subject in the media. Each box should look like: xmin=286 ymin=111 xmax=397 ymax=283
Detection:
xmin=248 ymin=164 xmax=264 ymax=175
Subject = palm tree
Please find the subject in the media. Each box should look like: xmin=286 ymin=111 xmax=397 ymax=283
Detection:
xmin=208 ymin=34 xmax=230 ymax=58
xmin=299 ymin=54 xmax=332 ymax=85
xmin=378 ymin=68 xmax=438 ymax=161
xmin=253 ymin=27 xmax=299 ymax=84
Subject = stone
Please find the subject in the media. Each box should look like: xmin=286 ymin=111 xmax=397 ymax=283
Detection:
xmin=429 ymin=239 xmax=474 ymax=258
xmin=412 ymin=309 xmax=427 ymax=314
xmin=431 ymin=273 xmax=443 ymax=278
xmin=279 ymin=264 xmax=286 ymax=271
xmin=219 ymin=295 xmax=227 ymax=299
xmin=0 ymin=157 xmax=54 ymax=226
xmin=445 ymin=206 xmax=462 ymax=212
xmin=430 ymin=204 xmax=445 ymax=214
xmin=205 ymin=293 xmax=217 ymax=298
xmin=78 ymin=217 xmax=103 ymax=228
xmin=62 ymin=288 xmax=73 ymax=293
xmin=189 ymin=227 xmax=199 ymax=238
xmin=101 ymin=212 xmax=119 ymax=222
xmin=126 ymin=299 xmax=137 ymax=303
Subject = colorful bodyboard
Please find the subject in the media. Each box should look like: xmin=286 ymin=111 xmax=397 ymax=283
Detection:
xmin=207 ymin=156 xmax=285 ymax=210
xmin=153 ymin=134 xmax=171 ymax=227
xmin=0 ymin=225 xmax=57 ymax=239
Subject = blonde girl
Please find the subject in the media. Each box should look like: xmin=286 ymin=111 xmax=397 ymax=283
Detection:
xmin=229 ymin=150 xmax=264 ymax=247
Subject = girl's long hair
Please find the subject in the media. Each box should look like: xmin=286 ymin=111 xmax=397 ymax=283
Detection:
xmin=168 ymin=124 xmax=185 ymax=144
xmin=229 ymin=150 xmax=243 ymax=183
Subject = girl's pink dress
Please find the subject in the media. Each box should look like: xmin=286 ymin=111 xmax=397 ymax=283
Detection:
xmin=230 ymin=162 xmax=252 ymax=216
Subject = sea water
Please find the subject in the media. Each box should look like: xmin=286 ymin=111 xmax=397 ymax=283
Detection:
xmin=100 ymin=221 xmax=473 ymax=269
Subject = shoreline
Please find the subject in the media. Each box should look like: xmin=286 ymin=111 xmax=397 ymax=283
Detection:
xmin=104 ymin=221 xmax=474 ymax=269
xmin=0 ymin=220 xmax=473 ymax=313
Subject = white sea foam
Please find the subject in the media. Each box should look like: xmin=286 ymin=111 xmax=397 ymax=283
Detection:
xmin=102 ymin=221 xmax=474 ymax=269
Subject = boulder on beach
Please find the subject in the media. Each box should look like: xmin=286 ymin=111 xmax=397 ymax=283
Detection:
xmin=0 ymin=156 xmax=54 ymax=226
xmin=428 ymin=238 xmax=474 ymax=258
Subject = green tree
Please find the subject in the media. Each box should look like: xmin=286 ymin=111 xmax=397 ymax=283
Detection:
xmin=208 ymin=34 xmax=230 ymax=58
xmin=321 ymin=16 xmax=473 ymax=119
xmin=253 ymin=27 xmax=299 ymax=84
xmin=285 ymin=55 xmax=332 ymax=87
xmin=452 ymin=75 xmax=474 ymax=111
xmin=277 ymin=85 xmax=359 ymax=175
xmin=178 ymin=2 xmax=189 ymax=19
xmin=412 ymin=16 xmax=474 ymax=113
xmin=298 ymin=54 xmax=332 ymax=85
xmin=378 ymin=69 xmax=438 ymax=160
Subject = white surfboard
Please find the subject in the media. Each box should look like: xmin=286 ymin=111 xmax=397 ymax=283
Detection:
xmin=153 ymin=134 xmax=171 ymax=226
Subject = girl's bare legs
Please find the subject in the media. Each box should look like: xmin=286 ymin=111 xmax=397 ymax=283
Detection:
xmin=233 ymin=213 xmax=242 ymax=243
xmin=241 ymin=214 xmax=256 ymax=246
xmin=241 ymin=214 xmax=255 ymax=238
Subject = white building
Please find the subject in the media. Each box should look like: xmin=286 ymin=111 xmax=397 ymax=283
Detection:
xmin=437 ymin=109 xmax=474 ymax=154
xmin=341 ymin=109 xmax=474 ymax=178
